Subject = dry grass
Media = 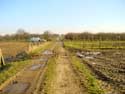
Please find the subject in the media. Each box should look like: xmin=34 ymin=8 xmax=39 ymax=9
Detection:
xmin=0 ymin=42 xmax=29 ymax=57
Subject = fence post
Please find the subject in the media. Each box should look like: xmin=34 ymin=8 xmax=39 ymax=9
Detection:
xmin=0 ymin=48 xmax=5 ymax=67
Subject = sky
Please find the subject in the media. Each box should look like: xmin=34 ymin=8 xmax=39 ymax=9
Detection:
xmin=0 ymin=0 xmax=125 ymax=34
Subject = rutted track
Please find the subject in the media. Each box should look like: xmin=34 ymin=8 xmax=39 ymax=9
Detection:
xmin=49 ymin=48 xmax=84 ymax=94
xmin=35 ymin=42 xmax=86 ymax=94
xmin=0 ymin=43 xmax=57 ymax=94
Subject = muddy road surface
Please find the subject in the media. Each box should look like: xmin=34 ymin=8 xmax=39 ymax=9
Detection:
xmin=48 ymin=47 xmax=84 ymax=94
xmin=0 ymin=42 xmax=87 ymax=94
xmin=0 ymin=45 xmax=56 ymax=94
xmin=36 ymin=43 xmax=86 ymax=94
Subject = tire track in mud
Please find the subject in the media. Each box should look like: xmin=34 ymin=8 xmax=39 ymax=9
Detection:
xmin=38 ymin=43 xmax=86 ymax=94
xmin=50 ymin=47 xmax=84 ymax=94
xmin=0 ymin=43 xmax=56 ymax=94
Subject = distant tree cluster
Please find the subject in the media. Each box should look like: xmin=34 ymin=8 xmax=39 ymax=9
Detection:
xmin=65 ymin=32 xmax=125 ymax=41
xmin=0 ymin=29 xmax=59 ymax=41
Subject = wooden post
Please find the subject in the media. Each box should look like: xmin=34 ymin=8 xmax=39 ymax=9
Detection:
xmin=0 ymin=48 xmax=5 ymax=67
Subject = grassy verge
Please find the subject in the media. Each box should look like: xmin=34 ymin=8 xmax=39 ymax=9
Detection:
xmin=42 ymin=56 xmax=56 ymax=94
xmin=71 ymin=55 xmax=104 ymax=94
xmin=29 ymin=42 xmax=53 ymax=55
xmin=0 ymin=60 xmax=31 ymax=85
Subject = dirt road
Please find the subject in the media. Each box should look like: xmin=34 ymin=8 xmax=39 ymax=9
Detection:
xmin=37 ymin=43 xmax=86 ymax=94
xmin=0 ymin=55 xmax=53 ymax=94
xmin=50 ymin=47 xmax=83 ymax=94
xmin=0 ymin=42 xmax=86 ymax=94
xmin=0 ymin=44 xmax=55 ymax=94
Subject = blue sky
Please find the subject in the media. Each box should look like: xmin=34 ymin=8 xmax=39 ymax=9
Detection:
xmin=0 ymin=0 xmax=125 ymax=34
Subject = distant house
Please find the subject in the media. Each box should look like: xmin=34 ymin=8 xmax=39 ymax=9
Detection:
xmin=29 ymin=37 xmax=46 ymax=42
xmin=30 ymin=37 xmax=41 ymax=42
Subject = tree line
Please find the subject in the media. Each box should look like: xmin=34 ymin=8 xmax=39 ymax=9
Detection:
xmin=64 ymin=32 xmax=125 ymax=41
xmin=0 ymin=29 xmax=59 ymax=41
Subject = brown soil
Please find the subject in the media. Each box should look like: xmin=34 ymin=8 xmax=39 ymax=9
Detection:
xmin=0 ymin=50 xmax=54 ymax=94
xmin=46 ymin=47 xmax=85 ymax=94
xmin=0 ymin=42 xmax=86 ymax=94
xmin=0 ymin=59 xmax=47 ymax=94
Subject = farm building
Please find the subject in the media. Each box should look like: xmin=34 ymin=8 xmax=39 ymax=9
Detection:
xmin=29 ymin=37 xmax=46 ymax=42
xmin=30 ymin=37 xmax=41 ymax=42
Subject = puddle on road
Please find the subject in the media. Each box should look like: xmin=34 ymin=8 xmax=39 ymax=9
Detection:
xmin=29 ymin=64 xmax=44 ymax=71
xmin=30 ymin=50 xmax=53 ymax=71
xmin=2 ymin=82 xmax=29 ymax=94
